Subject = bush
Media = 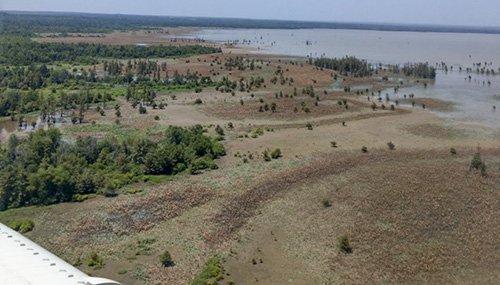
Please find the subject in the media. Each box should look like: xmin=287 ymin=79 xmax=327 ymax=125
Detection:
xmin=470 ymin=152 xmax=483 ymax=171
xmin=159 ymin=250 xmax=174 ymax=267
xmin=86 ymin=252 xmax=104 ymax=269
xmin=154 ymin=115 xmax=160 ymax=121
xmin=330 ymin=141 xmax=337 ymax=148
xmin=9 ymin=219 xmax=35 ymax=233
xmin=387 ymin=141 xmax=395 ymax=150
xmin=481 ymin=164 xmax=488 ymax=177
xmin=270 ymin=148 xmax=282 ymax=159
xmin=194 ymin=98 xmax=203 ymax=105
xmin=262 ymin=150 xmax=271 ymax=162
xmin=191 ymin=157 xmax=217 ymax=174
xmin=191 ymin=257 xmax=225 ymax=285
xmin=450 ymin=147 xmax=457 ymax=155
xmin=215 ymin=125 xmax=225 ymax=136
xmin=338 ymin=235 xmax=353 ymax=254
xmin=322 ymin=199 xmax=332 ymax=208
xmin=249 ymin=128 xmax=264 ymax=138
xmin=361 ymin=146 xmax=368 ymax=153
xmin=306 ymin=123 xmax=313 ymax=130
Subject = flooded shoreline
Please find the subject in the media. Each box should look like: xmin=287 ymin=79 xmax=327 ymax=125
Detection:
xmin=188 ymin=28 xmax=500 ymax=127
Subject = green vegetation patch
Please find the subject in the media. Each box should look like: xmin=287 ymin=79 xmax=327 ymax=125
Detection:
xmin=0 ymin=37 xmax=221 ymax=65
xmin=0 ymin=125 xmax=225 ymax=211
xmin=8 ymin=219 xmax=35 ymax=233
xmin=191 ymin=256 xmax=225 ymax=285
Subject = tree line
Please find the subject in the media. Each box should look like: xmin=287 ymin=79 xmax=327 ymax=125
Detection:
xmin=2 ymin=12 xmax=499 ymax=37
xmin=0 ymin=37 xmax=220 ymax=65
xmin=401 ymin=63 xmax=436 ymax=79
xmin=314 ymin=56 xmax=372 ymax=77
xmin=0 ymin=126 xmax=225 ymax=211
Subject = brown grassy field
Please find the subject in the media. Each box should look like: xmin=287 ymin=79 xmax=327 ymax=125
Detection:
xmin=35 ymin=28 xmax=213 ymax=46
xmin=1 ymin=31 xmax=500 ymax=285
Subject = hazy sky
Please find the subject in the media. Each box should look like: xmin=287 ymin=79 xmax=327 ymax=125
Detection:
xmin=2 ymin=0 xmax=500 ymax=27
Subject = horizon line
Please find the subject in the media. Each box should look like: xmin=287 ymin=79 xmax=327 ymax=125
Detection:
xmin=2 ymin=9 xmax=500 ymax=32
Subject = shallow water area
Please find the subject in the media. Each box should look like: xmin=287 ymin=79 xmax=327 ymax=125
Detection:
xmin=187 ymin=28 xmax=500 ymax=127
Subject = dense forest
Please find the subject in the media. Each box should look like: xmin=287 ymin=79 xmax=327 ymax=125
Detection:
xmin=314 ymin=56 xmax=373 ymax=77
xmin=0 ymin=37 xmax=220 ymax=65
xmin=0 ymin=126 xmax=225 ymax=211
xmin=2 ymin=11 xmax=500 ymax=36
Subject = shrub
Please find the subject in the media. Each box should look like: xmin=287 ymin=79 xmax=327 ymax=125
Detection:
xmin=191 ymin=157 xmax=217 ymax=174
xmin=338 ymin=235 xmax=353 ymax=254
xmin=250 ymin=128 xmax=264 ymax=138
xmin=139 ymin=105 xmax=147 ymax=114
xmin=361 ymin=146 xmax=368 ymax=153
xmin=86 ymin=252 xmax=104 ymax=269
xmin=330 ymin=141 xmax=337 ymax=148
xmin=322 ymin=199 xmax=332 ymax=208
xmin=387 ymin=141 xmax=395 ymax=150
xmin=191 ymin=257 xmax=225 ymax=285
xmin=159 ymin=250 xmax=174 ymax=267
xmin=194 ymin=98 xmax=203 ymax=105
xmin=450 ymin=147 xmax=457 ymax=155
xmin=470 ymin=152 xmax=483 ymax=171
xmin=306 ymin=123 xmax=313 ymax=130
xmin=154 ymin=115 xmax=160 ymax=121
xmin=263 ymin=150 xmax=272 ymax=161
xmin=481 ymin=164 xmax=488 ymax=177
xmin=271 ymin=148 xmax=282 ymax=159
xmin=215 ymin=125 xmax=225 ymax=136
xmin=9 ymin=219 xmax=35 ymax=233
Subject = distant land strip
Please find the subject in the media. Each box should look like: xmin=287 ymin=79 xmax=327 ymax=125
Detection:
xmin=2 ymin=10 xmax=500 ymax=35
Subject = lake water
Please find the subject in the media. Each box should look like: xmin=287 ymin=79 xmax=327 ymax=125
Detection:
xmin=186 ymin=28 xmax=500 ymax=127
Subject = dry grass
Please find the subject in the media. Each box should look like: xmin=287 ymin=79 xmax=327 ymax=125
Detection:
xmin=401 ymin=97 xmax=456 ymax=112
xmin=35 ymin=28 xmax=212 ymax=46
xmin=221 ymin=149 xmax=500 ymax=284
xmin=203 ymin=96 xmax=364 ymax=120
xmin=404 ymin=123 xmax=468 ymax=139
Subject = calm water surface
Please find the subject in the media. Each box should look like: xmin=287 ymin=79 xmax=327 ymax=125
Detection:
xmin=187 ymin=28 xmax=500 ymax=127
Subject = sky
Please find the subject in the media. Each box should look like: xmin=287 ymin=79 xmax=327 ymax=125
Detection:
xmin=2 ymin=0 xmax=500 ymax=27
